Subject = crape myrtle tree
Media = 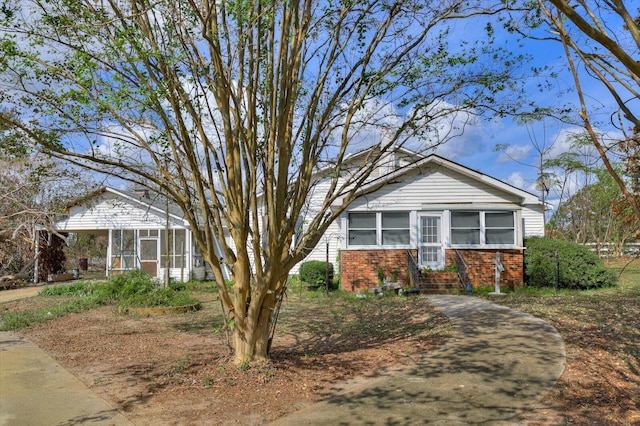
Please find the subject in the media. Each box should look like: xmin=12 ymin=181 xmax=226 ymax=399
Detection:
xmin=0 ymin=0 xmax=525 ymax=363
xmin=507 ymin=0 xmax=640 ymax=222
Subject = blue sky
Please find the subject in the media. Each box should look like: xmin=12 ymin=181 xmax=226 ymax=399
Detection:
xmin=7 ymin=0 xmax=620 ymax=221
xmin=429 ymin=16 xmax=624 ymax=219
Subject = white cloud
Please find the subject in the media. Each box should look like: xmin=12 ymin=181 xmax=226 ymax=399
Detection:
xmin=496 ymin=144 xmax=532 ymax=163
xmin=506 ymin=171 xmax=532 ymax=192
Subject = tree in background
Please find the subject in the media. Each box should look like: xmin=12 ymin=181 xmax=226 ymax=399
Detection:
xmin=0 ymin=0 xmax=527 ymax=363
xmin=550 ymin=166 xmax=638 ymax=257
xmin=493 ymin=116 xmax=563 ymax=230
xmin=508 ymin=1 xmax=640 ymax=222
xmin=0 ymin=111 xmax=96 ymax=280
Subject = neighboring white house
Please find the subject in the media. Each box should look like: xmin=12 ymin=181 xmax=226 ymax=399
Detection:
xmin=288 ymin=148 xmax=545 ymax=291
xmin=50 ymin=187 xmax=230 ymax=282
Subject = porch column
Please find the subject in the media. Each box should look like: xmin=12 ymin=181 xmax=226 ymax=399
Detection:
xmin=33 ymin=230 xmax=39 ymax=284
xmin=106 ymin=229 xmax=112 ymax=278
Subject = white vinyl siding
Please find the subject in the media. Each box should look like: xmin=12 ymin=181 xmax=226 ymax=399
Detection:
xmin=347 ymin=166 xmax=522 ymax=211
xmin=61 ymin=194 xmax=182 ymax=231
xmin=521 ymin=204 xmax=545 ymax=237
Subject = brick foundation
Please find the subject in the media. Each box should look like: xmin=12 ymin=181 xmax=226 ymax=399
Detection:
xmin=449 ymin=249 xmax=523 ymax=289
xmin=340 ymin=249 xmax=415 ymax=291
xmin=340 ymin=248 xmax=523 ymax=291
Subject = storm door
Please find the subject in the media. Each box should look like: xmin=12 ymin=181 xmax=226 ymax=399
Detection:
xmin=419 ymin=215 xmax=444 ymax=269
xmin=139 ymin=230 xmax=159 ymax=277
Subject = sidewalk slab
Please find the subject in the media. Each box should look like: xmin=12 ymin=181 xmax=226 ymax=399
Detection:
xmin=0 ymin=332 xmax=133 ymax=426
xmin=0 ymin=287 xmax=42 ymax=304
xmin=271 ymin=295 xmax=566 ymax=425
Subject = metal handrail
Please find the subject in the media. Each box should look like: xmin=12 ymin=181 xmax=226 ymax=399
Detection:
xmin=454 ymin=249 xmax=470 ymax=291
xmin=407 ymin=250 xmax=420 ymax=288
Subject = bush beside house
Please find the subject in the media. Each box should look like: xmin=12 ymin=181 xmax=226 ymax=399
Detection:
xmin=525 ymin=237 xmax=617 ymax=289
xmin=299 ymin=260 xmax=334 ymax=290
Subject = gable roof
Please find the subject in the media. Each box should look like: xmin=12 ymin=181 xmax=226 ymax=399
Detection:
xmin=334 ymin=153 xmax=542 ymax=207
xmin=310 ymin=145 xmax=422 ymax=181
xmin=69 ymin=187 xmax=187 ymax=221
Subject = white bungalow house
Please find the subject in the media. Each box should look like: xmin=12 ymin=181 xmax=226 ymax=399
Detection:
xmin=291 ymin=149 xmax=545 ymax=291
xmin=50 ymin=187 xmax=230 ymax=282
xmin=49 ymin=148 xmax=544 ymax=292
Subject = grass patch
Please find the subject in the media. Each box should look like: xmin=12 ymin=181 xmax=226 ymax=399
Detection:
xmin=0 ymin=271 xmax=201 ymax=331
xmin=1 ymin=294 xmax=106 ymax=330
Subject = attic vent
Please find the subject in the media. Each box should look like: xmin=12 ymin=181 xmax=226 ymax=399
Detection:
xmin=133 ymin=187 xmax=150 ymax=199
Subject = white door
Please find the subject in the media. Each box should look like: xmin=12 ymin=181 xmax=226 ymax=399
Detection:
xmin=419 ymin=215 xmax=444 ymax=269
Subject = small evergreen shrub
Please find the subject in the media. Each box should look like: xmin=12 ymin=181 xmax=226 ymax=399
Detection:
xmin=525 ymin=237 xmax=617 ymax=289
xmin=299 ymin=261 xmax=334 ymax=290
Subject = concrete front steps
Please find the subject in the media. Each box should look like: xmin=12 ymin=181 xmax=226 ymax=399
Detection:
xmin=418 ymin=272 xmax=464 ymax=294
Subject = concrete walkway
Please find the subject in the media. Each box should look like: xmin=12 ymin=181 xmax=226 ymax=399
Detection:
xmin=272 ymin=295 xmax=566 ymax=425
xmin=0 ymin=331 xmax=133 ymax=426
xmin=0 ymin=285 xmax=133 ymax=426
xmin=0 ymin=286 xmax=43 ymax=304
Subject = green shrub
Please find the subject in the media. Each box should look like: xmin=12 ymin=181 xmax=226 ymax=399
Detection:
xmin=525 ymin=237 xmax=617 ymax=290
xmin=0 ymin=272 xmax=199 ymax=331
xmin=299 ymin=261 xmax=334 ymax=290
xmin=105 ymin=269 xmax=157 ymax=300
xmin=105 ymin=270 xmax=198 ymax=307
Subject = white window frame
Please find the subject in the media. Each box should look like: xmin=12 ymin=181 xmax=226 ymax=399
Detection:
xmin=347 ymin=211 xmax=411 ymax=248
xmin=450 ymin=210 xmax=516 ymax=248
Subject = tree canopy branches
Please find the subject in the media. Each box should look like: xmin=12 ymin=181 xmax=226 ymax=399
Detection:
xmin=0 ymin=0 xmax=529 ymax=362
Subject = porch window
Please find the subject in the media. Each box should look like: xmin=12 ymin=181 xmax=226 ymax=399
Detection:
xmin=450 ymin=211 xmax=515 ymax=246
xmin=485 ymin=212 xmax=515 ymax=244
xmin=348 ymin=213 xmax=376 ymax=245
xmin=381 ymin=212 xmax=410 ymax=245
xmin=161 ymin=229 xmax=186 ymax=268
xmin=348 ymin=212 xmax=410 ymax=247
xmin=451 ymin=212 xmax=481 ymax=245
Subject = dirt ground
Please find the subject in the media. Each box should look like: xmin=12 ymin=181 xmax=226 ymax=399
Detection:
xmin=13 ymin=293 xmax=449 ymax=425
xmin=6 ymin=282 xmax=639 ymax=425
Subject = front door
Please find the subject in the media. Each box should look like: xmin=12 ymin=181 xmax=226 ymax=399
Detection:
xmin=139 ymin=238 xmax=159 ymax=277
xmin=419 ymin=215 xmax=444 ymax=269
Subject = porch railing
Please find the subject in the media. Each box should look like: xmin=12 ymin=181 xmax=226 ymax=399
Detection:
xmin=454 ymin=250 xmax=471 ymax=292
xmin=407 ymin=250 xmax=420 ymax=288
